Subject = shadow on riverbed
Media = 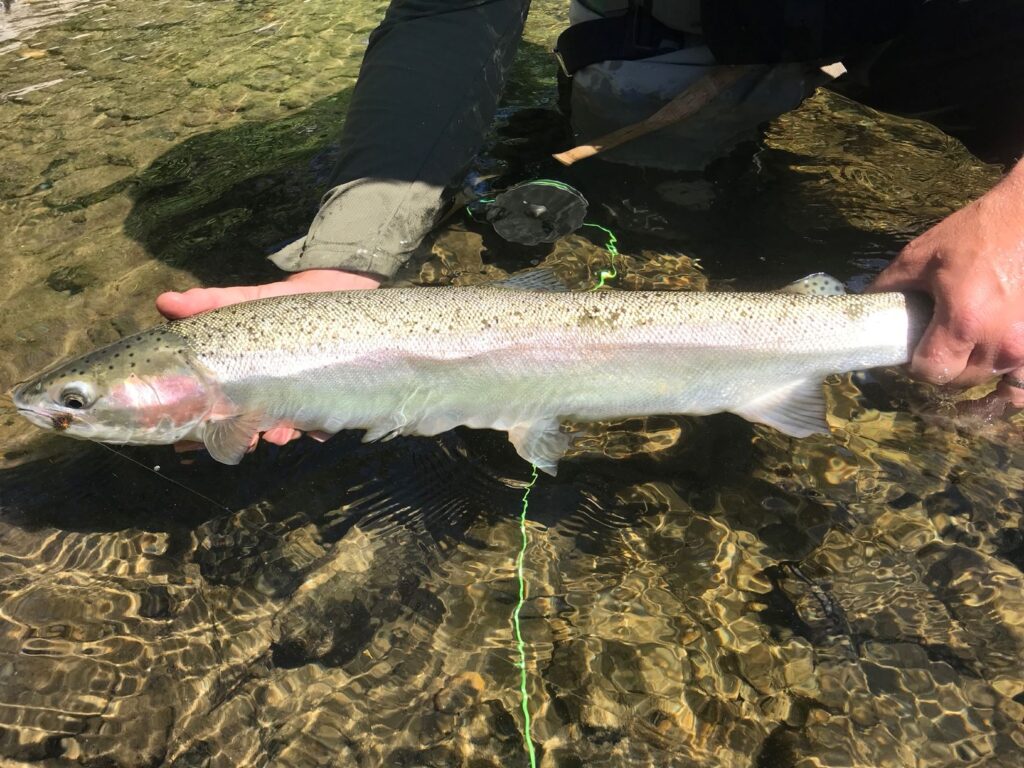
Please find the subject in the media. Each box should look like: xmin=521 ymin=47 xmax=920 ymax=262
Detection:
xmin=0 ymin=430 xmax=523 ymax=548
xmin=1 ymin=422 xmax=688 ymax=578
xmin=105 ymin=38 xmax=566 ymax=289
xmin=119 ymin=87 xmax=356 ymax=287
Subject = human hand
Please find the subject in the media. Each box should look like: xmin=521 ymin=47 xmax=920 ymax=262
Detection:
xmin=157 ymin=269 xmax=381 ymax=448
xmin=156 ymin=268 xmax=380 ymax=319
xmin=869 ymin=161 xmax=1024 ymax=410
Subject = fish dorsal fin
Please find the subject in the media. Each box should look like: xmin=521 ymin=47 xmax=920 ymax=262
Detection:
xmin=507 ymin=418 xmax=573 ymax=475
xmin=778 ymin=273 xmax=846 ymax=296
xmin=732 ymin=378 xmax=830 ymax=438
xmin=486 ymin=269 xmax=569 ymax=292
xmin=202 ymin=413 xmax=263 ymax=465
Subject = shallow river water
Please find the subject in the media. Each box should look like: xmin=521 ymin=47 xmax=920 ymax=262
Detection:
xmin=1 ymin=1 xmax=1023 ymax=767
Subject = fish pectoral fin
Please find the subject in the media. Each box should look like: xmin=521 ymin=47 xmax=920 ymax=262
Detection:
xmin=733 ymin=379 xmax=830 ymax=438
xmin=485 ymin=268 xmax=569 ymax=292
xmin=507 ymin=418 xmax=573 ymax=476
xmin=202 ymin=412 xmax=264 ymax=465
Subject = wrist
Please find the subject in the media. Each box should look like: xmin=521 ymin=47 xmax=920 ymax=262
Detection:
xmin=977 ymin=160 xmax=1024 ymax=218
xmin=1006 ymin=158 xmax=1024 ymax=187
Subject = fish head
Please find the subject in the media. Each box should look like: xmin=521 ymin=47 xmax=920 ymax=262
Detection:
xmin=12 ymin=327 xmax=217 ymax=445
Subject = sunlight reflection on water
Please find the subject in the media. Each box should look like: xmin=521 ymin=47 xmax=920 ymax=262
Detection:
xmin=0 ymin=0 xmax=1022 ymax=765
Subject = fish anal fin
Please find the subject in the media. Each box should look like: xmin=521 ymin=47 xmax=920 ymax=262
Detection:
xmin=778 ymin=273 xmax=846 ymax=296
xmin=362 ymin=423 xmax=402 ymax=443
xmin=202 ymin=412 xmax=264 ymax=465
xmin=733 ymin=379 xmax=830 ymax=438
xmin=507 ymin=418 xmax=573 ymax=476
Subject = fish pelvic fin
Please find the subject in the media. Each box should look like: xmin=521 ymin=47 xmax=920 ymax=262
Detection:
xmin=733 ymin=378 xmax=830 ymax=438
xmin=778 ymin=273 xmax=846 ymax=296
xmin=202 ymin=412 xmax=263 ymax=464
xmin=507 ymin=418 xmax=573 ymax=476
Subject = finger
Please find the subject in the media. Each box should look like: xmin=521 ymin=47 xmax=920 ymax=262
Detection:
xmin=949 ymin=343 xmax=1002 ymax=388
xmin=996 ymin=368 xmax=1024 ymax=409
xmin=284 ymin=269 xmax=381 ymax=292
xmin=263 ymin=427 xmax=301 ymax=445
xmin=156 ymin=271 xmax=381 ymax=320
xmin=156 ymin=286 xmax=262 ymax=319
xmin=866 ymin=245 xmax=930 ymax=294
xmin=993 ymin=328 xmax=1024 ymax=374
xmin=173 ymin=440 xmax=204 ymax=453
xmin=935 ymin=291 xmax=1020 ymax=387
xmin=867 ymin=263 xmax=928 ymax=294
xmin=908 ymin=313 xmax=975 ymax=385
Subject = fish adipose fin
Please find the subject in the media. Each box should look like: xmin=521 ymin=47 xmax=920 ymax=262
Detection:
xmin=779 ymin=273 xmax=846 ymax=296
xmin=733 ymin=379 xmax=830 ymax=438
xmin=507 ymin=418 xmax=573 ymax=476
xmin=202 ymin=413 xmax=263 ymax=464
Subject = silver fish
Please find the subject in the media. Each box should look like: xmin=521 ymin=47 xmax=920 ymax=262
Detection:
xmin=11 ymin=274 xmax=927 ymax=474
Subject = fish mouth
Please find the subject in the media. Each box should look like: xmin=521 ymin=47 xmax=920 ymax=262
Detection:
xmin=15 ymin=406 xmax=58 ymax=431
xmin=15 ymin=409 xmax=99 ymax=438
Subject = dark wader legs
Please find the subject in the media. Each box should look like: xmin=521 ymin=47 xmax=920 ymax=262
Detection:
xmin=271 ymin=0 xmax=531 ymax=280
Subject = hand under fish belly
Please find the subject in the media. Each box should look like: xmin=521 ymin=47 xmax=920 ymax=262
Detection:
xmin=11 ymin=275 xmax=927 ymax=474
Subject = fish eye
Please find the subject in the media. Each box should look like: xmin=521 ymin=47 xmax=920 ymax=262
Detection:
xmin=59 ymin=386 xmax=91 ymax=410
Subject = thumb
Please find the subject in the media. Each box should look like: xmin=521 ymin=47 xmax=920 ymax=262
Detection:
xmin=907 ymin=300 xmax=975 ymax=385
xmin=867 ymin=255 xmax=928 ymax=294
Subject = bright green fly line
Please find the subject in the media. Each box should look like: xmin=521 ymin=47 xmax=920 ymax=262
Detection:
xmin=513 ymin=464 xmax=540 ymax=767
xmin=465 ymin=182 xmax=620 ymax=762
xmin=582 ymin=221 xmax=620 ymax=289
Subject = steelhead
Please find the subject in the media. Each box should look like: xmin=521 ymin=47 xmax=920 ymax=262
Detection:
xmin=12 ymin=274 xmax=927 ymax=474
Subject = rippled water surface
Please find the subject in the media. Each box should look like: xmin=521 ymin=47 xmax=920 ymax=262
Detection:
xmin=2 ymin=1 xmax=1023 ymax=766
